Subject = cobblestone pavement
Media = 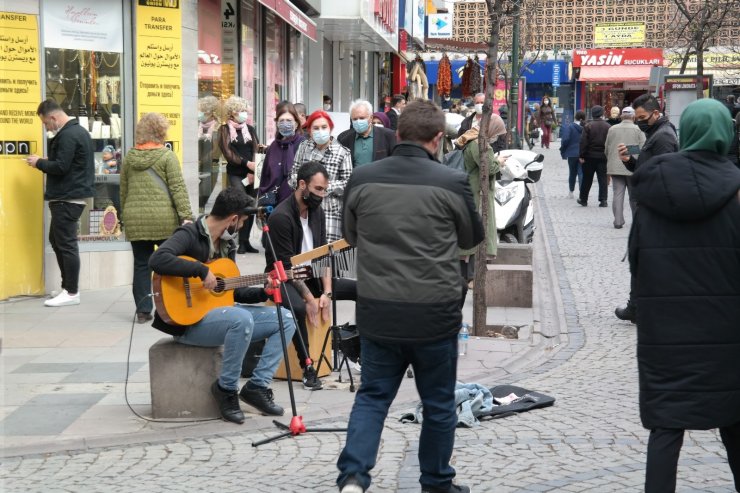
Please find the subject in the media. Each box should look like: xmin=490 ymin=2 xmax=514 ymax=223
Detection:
xmin=2 ymin=145 xmax=737 ymax=492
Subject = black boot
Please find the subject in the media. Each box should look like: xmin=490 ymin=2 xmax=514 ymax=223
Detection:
xmin=240 ymin=383 xmax=284 ymax=416
xmin=615 ymin=301 xmax=636 ymax=324
xmin=211 ymin=380 xmax=245 ymax=424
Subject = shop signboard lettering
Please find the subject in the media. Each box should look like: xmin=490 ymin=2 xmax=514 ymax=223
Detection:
xmin=136 ymin=2 xmax=183 ymax=166
xmin=664 ymin=75 xmax=712 ymax=91
xmin=374 ymin=0 xmax=396 ymax=32
xmin=594 ymin=22 xmax=645 ymax=48
xmin=43 ymin=0 xmax=123 ymax=52
xmin=572 ymin=48 xmax=663 ymax=68
xmin=0 ymin=11 xmax=44 ymax=297
xmin=552 ymin=63 xmax=561 ymax=87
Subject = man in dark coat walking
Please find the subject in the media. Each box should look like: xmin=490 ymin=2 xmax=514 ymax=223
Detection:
xmin=577 ymin=105 xmax=611 ymax=207
xmin=628 ymin=99 xmax=740 ymax=492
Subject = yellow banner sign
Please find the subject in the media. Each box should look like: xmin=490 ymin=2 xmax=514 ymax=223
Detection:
xmin=0 ymin=11 xmax=44 ymax=297
xmin=594 ymin=22 xmax=646 ymax=48
xmin=135 ymin=1 xmax=183 ymax=165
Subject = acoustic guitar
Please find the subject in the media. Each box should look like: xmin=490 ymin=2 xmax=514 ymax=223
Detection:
xmin=152 ymin=256 xmax=312 ymax=326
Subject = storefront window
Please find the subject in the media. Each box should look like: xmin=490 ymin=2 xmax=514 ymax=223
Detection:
xmin=264 ymin=11 xmax=286 ymax=145
xmin=288 ymin=30 xmax=307 ymax=106
xmin=241 ymin=0 xmax=260 ymax=130
xmin=44 ymin=48 xmax=124 ymax=242
xmin=198 ymin=0 xmax=238 ymax=212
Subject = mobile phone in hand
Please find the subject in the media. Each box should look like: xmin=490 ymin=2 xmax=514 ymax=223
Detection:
xmin=626 ymin=144 xmax=641 ymax=155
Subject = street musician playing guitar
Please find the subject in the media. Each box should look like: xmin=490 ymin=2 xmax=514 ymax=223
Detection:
xmin=149 ymin=187 xmax=296 ymax=424
xmin=266 ymin=161 xmax=357 ymax=391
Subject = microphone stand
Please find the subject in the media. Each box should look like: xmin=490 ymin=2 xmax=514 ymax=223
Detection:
xmin=252 ymin=224 xmax=347 ymax=447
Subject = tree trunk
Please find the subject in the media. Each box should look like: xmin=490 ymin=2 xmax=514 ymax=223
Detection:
xmin=473 ymin=0 xmax=503 ymax=336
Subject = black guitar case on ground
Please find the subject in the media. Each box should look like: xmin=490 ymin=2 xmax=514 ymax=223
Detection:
xmin=480 ymin=384 xmax=555 ymax=420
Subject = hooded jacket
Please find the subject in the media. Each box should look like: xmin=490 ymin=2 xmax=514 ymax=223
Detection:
xmin=559 ymin=121 xmax=583 ymax=159
xmin=120 ymin=147 xmax=193 ymax=241
xmin=343 ymin=142 xmax=484 ymax=343
xmin=628 ymin=99 xmax=740 ymax=430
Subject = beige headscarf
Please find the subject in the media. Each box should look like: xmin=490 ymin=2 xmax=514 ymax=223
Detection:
xmin=455 ymin=113 xmax=506 ymax=147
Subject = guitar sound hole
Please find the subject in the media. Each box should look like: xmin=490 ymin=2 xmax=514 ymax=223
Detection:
xmin=213 ymin=278 xmax=226 ymax=293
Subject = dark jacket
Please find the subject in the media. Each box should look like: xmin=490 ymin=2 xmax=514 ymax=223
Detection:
xmin=218 ymin=124 xmax=258 ymax=178
xmin=456 ymin=112 xmax=478 ymax=138
xmin=258 ymin=133 xmax=305 ymax=204
xmin=579 ymin=119 xmax=611 ymax=161
xmin=624 ymin=117 xmax=678 ymax=172
xmin=37 ymin=119 xmax=95 ymax=200
xmin=342 ymin=142 xmax=484 ymax=343
xmin=629 ymin=151 xmax=740 ymax=430
xmin=264 ymin=193 xmax=326 ymax=270
xmin=337 ymin=126 xmax=397 ymax=166
xmin=386 ymin=109 xmax=399 ymax=131
xmin=559 ymin=121 xmax=583 ymax=159
xmin=148 ymin=217 xmax=267 ymax=336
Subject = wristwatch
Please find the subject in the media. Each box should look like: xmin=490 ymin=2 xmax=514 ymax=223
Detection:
xmin=323 ymin=292 xmax=333 ymax=299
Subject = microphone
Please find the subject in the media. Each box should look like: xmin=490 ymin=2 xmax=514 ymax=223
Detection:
xmin=243 ymin=205 xmax=273 ymax=216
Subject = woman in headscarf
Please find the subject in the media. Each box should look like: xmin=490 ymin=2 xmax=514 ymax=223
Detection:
xmin=372 ymin=111 xmax=391 ymax=129
xmin=628 ymin=98 xmax=740 ymax=493
xmin=455 ymin=114 xmax=506 ymax=300
xmin=535 ymin=96 xmax=557 ymax=149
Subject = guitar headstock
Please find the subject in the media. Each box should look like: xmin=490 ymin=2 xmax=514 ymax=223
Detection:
xmin=290 ymin=265 xmax=313 ymax=280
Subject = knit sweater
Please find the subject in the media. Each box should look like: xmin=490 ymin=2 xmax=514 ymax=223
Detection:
xmin=120 ymin=147 xmax=193 ymax=241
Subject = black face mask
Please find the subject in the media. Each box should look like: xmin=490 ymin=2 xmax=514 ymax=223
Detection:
xmin=636 ymin=113 xmax=656 ymax=133
xmin=303 ymin=192 xmax=323 ymax=210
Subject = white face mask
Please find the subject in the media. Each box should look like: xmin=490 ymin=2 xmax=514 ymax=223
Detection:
xmin=323 ymin=104 xmax=332 ymax=111
xmin=220 ymin=219 xmax=239 ymax=242
xmin=236 ymin=112 xmax=248 ymax=123
xmin=474 ymin=103 xmax=484 ymax=115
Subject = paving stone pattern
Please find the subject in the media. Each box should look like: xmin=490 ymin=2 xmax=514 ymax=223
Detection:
xmin=1 ymin=145 xmax=736 ymax=492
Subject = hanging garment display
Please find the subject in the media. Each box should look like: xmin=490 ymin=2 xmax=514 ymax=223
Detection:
xmin=437 ymin=54 xmax=452 ymax=97
xmin=461 ymin=58 xmax=473 ymax=98
xmin=469 ymin=56 xmax=483 ymax=96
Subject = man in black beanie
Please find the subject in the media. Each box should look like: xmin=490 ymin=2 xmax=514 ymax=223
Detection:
xmin=577 ymin=105 xmax=611 ymax=207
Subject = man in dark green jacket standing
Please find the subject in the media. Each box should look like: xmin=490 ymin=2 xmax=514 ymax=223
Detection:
xmin=27 ymin=99 xmax=94 ymax=307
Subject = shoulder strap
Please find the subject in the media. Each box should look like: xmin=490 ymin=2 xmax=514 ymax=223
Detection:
xmin=146 ymin=167 xmax=175 ymax=207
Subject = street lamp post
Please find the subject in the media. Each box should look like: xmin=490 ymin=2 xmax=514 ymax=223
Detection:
xmin=509 ymin=1 xmax=522 ymax=149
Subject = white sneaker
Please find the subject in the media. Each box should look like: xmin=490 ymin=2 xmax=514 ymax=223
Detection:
xmin=349 ymin=360 xmax=362 ymax=373
xmin=568 ymin=191 xmax=574 ymax=199
xmin=44 ymin=289 xmax=80 ymax=307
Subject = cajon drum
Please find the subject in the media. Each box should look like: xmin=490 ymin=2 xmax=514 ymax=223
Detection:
xmin=274 ymin=313 xmax=332 ymax=380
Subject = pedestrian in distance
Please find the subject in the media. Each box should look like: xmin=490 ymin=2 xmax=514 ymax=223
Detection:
xmin=604 ymin=106 xmax=644 ymax=229
xmin=336 ymin=99 xmax=484 ymax=493
xmin=614 ymin=93 xmax=679 ymax=323
xmin=628 ymin=98 xmax=740 ymax=493
xmin=385 ymin=94 xmax=406 ymax=131
xmin=218 ymin=96 xmax=261 ymax=254
xmin=560 ymin=110 xmax=586 ymax=198
xmin=26 ymin=99 xmax=94 ymax=307
xmin=258 ymin=101 xmax=305 ymax=206
xmin=120 ymin=113 xmax=194 ymax=324
xmin=606 ymin=106 xmax=621 ymax=126
xmin=456 ymin=92 xmax=485 ymax=139
xmin=536 ymin=96 xmax=558 ymax=149
xmin=293 ymin=102 xmax=307 ymax=130
xmin=577 ymin=105 xmax=610 ymax=207
xmin=371 ymin=111 xmax=391 ymax=129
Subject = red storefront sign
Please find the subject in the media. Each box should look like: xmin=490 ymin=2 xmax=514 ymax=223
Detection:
xmin=258 ymin=0 xmax=317 ymax=41
xmin=572 ymin=48 xmax=663 ymax=67
xmin=374 ymin=0 xmax=396 ymax=32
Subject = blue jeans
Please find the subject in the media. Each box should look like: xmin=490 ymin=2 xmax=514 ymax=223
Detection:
xmin=175 ymin=305 xmax=295 ymax=391
xmin=567 ymin=157 xmax=583 ymax=193
xmin=337 ymin=335 xmax=459 ymax=491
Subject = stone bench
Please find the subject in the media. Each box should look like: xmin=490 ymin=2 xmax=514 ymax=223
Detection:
xmin=485 ymin=263 xmax=533 ymax=308
xmin=149 ymin=338 xmax=223 ymax=419
xmin=487 ymin=243 xmax=533 ymax=266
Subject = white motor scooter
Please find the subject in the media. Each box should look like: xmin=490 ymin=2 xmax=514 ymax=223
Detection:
xmin=494 ymin=150 xmax=544 ymax=243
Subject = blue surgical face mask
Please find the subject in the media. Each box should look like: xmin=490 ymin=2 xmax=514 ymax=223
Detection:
xmin=277 ymin=121 xmax=295 ymax=137
xmin=312 ymin=129 xmax=331 ymax=145
xmin=236 ymin=112 xmax=248 ymax=123
xmin=352 ymin=119 xmax=370 ymax=134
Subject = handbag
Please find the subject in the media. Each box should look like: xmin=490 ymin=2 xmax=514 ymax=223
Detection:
xmin=257 ymin=187 xmax=278 ymax=207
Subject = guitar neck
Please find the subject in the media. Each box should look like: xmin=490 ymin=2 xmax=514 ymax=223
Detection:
xmin=220 ymin=271 xmax=293 ymax=291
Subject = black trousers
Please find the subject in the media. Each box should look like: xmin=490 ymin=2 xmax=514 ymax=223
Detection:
xmin=130 ymin=240 xmax=165 ymax=314
xmin=579 ymin=158 xmax=608 ymax=203
xmin=645 ymin=423 xmax=740 ymax=492
xmin=227 ymin=174 xmax=256 ymax=249
xmin=280 ymin=278 xmax=357 ymax=368
xmin=48 ymin=201 xmax=86 ymax=294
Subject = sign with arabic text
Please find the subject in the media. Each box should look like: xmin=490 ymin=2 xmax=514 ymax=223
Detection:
xmin=43 ymin=0 xmax=123 ymax=52
xmin=594 ymin=22 xmax=645 ymax=48
xmin=135 ymin=2 xmax=182 ymax=165
xmin=0 ymin=11 xmax=44 ymax=298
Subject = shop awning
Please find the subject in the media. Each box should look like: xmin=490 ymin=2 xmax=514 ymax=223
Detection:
xmin=259 ymin=0 xmax=317 ymax=42
xmin=579 ymin=65 xmax=653 ymax=82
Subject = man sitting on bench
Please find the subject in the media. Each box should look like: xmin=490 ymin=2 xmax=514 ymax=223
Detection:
xmin=149 ymin=187 xmax=296 ymax=424
xmin=265 ymin=161 xmax=356 ymax=390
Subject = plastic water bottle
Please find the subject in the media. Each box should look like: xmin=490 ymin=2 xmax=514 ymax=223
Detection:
xmin=458 ymin=323 xmax=470 ymax=356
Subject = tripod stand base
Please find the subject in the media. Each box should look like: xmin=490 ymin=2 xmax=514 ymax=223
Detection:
xmin=252 ymin=417 xmax=348 ymax=447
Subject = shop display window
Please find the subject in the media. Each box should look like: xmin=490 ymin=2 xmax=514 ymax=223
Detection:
xmin=45 ymin=48 xmax=124 ymax=242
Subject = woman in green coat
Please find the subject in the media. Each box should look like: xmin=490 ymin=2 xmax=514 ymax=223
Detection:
xmin=455 ymin=114 xmax=506 ymax=296
xmin=120 ymin=113 xmax=193 ymax=323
